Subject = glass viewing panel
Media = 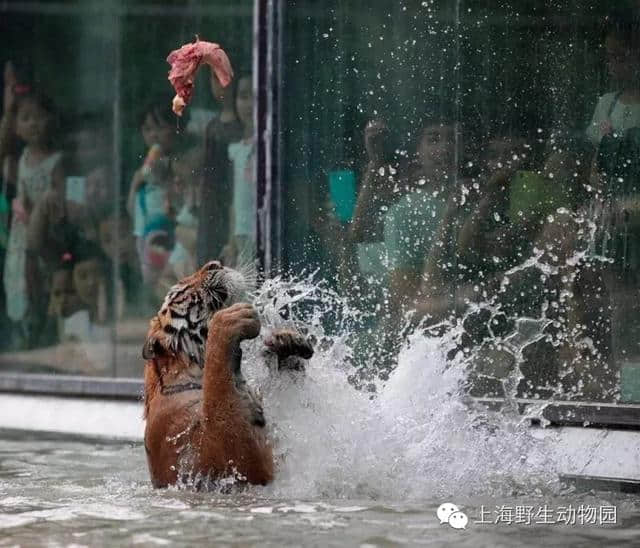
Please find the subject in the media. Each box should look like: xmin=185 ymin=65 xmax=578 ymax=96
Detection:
xmin=281 ymin=0 xmax=640 ymax=404
xmin=0 ymin=1 xmax=254 ymax=377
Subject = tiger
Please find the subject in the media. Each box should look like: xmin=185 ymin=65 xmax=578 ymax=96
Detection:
xmin=142 ymin=260 xmax=314 ymax=488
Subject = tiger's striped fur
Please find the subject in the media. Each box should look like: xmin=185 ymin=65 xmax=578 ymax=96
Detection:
xmin=142 ymin=260 xmax=273 ymax=487
xmin=143 ymin=260 xmax=314 ymax=488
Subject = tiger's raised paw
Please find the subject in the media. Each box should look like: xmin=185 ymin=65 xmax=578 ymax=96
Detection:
xmin=210 ymin=302 xmax=261 ymax=343
xmin=264 ymin=329 xmax=314 ymax=371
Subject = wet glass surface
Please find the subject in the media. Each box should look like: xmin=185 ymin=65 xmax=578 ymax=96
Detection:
xmin=282 ymin=1 xmax=640 ymax=405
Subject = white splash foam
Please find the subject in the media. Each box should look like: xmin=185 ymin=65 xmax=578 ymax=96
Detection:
xmin=233 ymin=273 xmax=561 ymax=502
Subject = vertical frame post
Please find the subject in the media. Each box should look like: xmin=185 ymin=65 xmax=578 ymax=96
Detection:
xmin=254 ymin=0 xmax=284 ymax=276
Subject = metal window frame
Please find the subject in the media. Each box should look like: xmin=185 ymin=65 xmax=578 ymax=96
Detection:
xmin=255 ymin=0 xmax=284 ymax=275
xmin=0 ymin=372 xmax=142 ymax=400
xmin=473 ymin=397 xmax=640 ymax=429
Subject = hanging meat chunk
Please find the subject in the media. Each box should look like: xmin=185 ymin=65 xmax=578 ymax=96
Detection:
xmin=166 ymin=38 xmax=234 ymax=116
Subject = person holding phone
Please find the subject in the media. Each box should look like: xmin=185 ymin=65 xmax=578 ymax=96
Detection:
xmin=349 ymin=119 xmax=406 ymax=283
xmin=350 ymin=119 xmax=399 ymax=243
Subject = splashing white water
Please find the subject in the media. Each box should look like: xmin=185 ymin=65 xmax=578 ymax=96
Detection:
xmin=229 ymin=273 xmax=562 ymax=501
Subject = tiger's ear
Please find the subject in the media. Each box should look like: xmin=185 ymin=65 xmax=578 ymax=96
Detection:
xmin=142 ymin=336 xmax=166 ymax=360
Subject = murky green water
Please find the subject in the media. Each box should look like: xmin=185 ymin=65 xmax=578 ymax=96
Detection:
xmin=0 ymin=431 xmax=638 ymax=547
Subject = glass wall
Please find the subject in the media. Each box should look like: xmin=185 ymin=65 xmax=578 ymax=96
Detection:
xmin=280 ymin=0 xmax=640 ymax=403
xmin=2 ymin=0 xmax=640 ymax=408
xmin=0 ymin=1 xmax=254 ymax=378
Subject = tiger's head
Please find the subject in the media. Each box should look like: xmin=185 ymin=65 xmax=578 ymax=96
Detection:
xmin=142 ymin=260 xmax=249 ymax=369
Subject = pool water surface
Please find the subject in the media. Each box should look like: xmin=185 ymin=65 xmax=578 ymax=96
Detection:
xmin=0 ymin=432 xmax=639 ymax=547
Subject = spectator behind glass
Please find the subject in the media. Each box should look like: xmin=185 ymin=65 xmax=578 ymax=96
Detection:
xmin=153 ymin=138 xmax=203 ymax=299
xmin=413 ymin=131 xmax=528 ymax=329
xmin=349 ymin=118 xmax=406 ymax=283
xmin=167 ymin=140 xmax=203 ymax=281
xmin=455 ymin=132 xmax=530 ymax=262
xmin=0 ymin=61 xmax=28 ymax=197
xmin=524 ymin=132 xmax=616 ymax=400
xmin=346 ymin=115 xmax=459 ymax=375
xmin=222 ymin=75 xmax=255 ymax=268
xmin=97 ymin=209 xmax=143 ymax=317
xmin=586 ymin=12 xmax=640 ymax=149
xmin=70 ymin=238 xmax=112 ymax=327
xmin=27 ymin=110 xmax=115 ymax=270
xmin=350 ymin=119 xmax=402 ymax=242
xmin=385 ymin=115 xmax=461 ymax=316
xmin=1 ymin=74 xmax=63 ymax=349
xmin=63 ymin=111 xmax=113 ymax=217
xmin=56 ymin=238 xmax=113 ymax=348
xmin=44 ymin=252 xmax=83 ymax=345
xmin=586 ymin=12 xmax=640 ymax=270
xmin=196 ymin=69 xmax=243 ymax=265
xmin=126 ymin=96 xmax=183 ymax=285
xmin=585 ymin=10 xmax=640 ymax=389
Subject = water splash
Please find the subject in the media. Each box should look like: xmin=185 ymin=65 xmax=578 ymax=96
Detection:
xmin=219 ymin=271 xmax=564 ymax=502
xmin=179 ymin=207 xmax=615 ymax=499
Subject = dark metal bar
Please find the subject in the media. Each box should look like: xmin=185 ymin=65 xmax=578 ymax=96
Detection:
xmin=560 ymin=474 xmax=640 ymax=494
xmin=112 ymin=3 xmax=122 ymax=377
xmin=263 ymin=0 xmax=284 ymax=275
xmin=541 ymin=402 xmax=640 ymax=429
xmin=254 ymin=0 xmax=269 ymax=274
xmin=0 ymin=373 xmax=143 ymax=400
xmin=254 ymin=0 xmax=284 ymax=276
xmin=0 ymin=427 xmax=143 ymax=445
xmin=255 ymin=0 xmax=284 ymax=276
xmin=474 ymin=397 xmax=640 ymax=429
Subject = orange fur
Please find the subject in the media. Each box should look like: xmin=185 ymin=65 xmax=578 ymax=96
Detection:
xmin=143 ymin=264 xmax=274 ymax=488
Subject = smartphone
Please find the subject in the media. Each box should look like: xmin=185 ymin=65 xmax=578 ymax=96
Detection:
xmin=65 ymin=176 xmax=86 ymax=205
xmin=328 ymin=169 xmax=357 ymax=223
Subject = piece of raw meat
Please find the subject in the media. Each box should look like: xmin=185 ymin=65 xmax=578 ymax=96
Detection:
xmin=166 ymin=38 xmax=233 ymax=116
